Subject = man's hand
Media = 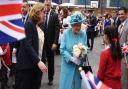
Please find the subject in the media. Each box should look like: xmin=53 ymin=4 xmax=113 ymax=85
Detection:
xmin=2 ymin=49 xmax=7 ymax=55
xmin=51 ymin=43 xmax=57 ymax=51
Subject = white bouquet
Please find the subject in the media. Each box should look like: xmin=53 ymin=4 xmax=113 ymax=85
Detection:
xmin=73 ymin=43 xmax=88 ymax=58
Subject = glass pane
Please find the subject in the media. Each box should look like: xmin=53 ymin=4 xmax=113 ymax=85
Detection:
xmin=76 ymin=0 xmax=91 ymax=5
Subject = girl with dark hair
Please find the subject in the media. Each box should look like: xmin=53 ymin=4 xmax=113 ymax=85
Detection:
xmin=97 ymin=26 xmax=122 ymax=89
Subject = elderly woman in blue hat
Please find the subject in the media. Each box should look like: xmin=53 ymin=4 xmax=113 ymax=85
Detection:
xmin=59 ymin=14 xmax=87 ymax=89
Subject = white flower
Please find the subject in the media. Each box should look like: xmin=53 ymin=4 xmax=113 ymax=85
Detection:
xmin=81 ymin=45 xmax=88 ymax=57
xmin=73 ymin=43 xmax=88 ymax=58
xmin=77 ymin=43 xmax=83 ymax=49
xmin=73 ymin=45 xmax=81 ymax=58
xmin=73 ymin=45 xmax=78 ymax=49
xmin=81 ymin=45 xmax=88 ymax=54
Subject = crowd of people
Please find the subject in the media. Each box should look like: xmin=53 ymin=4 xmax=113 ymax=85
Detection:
xmin=0 ymin=0 xmax=128 ymax=89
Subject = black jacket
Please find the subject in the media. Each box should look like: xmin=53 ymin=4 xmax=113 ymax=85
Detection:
xmin=87 ymin=15 xmax=97 ymax=32
xmin=16 ymin=19 xmax=45 ymax=70
xmin=43 ymin=11 xmax=60 ymax=46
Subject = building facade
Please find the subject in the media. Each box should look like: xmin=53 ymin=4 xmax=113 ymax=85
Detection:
xmin=25 ymin=0 xmax=128 ymax=8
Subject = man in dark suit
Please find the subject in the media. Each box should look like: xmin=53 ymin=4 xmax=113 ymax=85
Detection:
xmin=21 ymin=2 xmax=29 ymax=24
xmin=87 ymin=10 xmax=97 ymax=51
xmin=44 ymin=0 xmax=60 ymax=86
xmin=113 ymin=13 xmax=121 ymax=29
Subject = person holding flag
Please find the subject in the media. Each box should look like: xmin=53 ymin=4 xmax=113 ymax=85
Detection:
xmin=97 ymin=26 xmax=122 ymax=89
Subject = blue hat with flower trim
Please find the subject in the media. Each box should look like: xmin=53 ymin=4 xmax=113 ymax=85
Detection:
xmin=70 ymin=14 xmax=85 ymax=25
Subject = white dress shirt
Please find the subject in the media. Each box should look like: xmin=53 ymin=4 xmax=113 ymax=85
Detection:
xmin=46 ymin=10 xmax=52 ymax=26
xmin=22 ymin=14 xmax=28 ymax=24
xmin=118 ymin=19 xmax=127 ymax=37
xmin=0 ymin=46 xmax=3 ymax=69
xmin=36 ymin=25 xmax=44 ymax=60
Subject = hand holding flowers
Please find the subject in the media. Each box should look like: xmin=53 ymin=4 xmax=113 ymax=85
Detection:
xmin=71 ymin=43 xmax=88 ymax=65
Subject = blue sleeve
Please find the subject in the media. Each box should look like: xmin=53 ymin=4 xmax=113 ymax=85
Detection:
xmin=82 ymin=30 xmax=87 ymax=46
xmin=60 ymin=31 xmax=72 ymax=63
xmin=85 ymin=31 xmax=87 ymax=46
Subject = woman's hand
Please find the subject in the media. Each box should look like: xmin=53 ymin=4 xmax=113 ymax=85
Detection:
xmin=38 ymin=61 xmax=48 ymax=73
xmin=70 ymin=57 xmax=81 ymax=65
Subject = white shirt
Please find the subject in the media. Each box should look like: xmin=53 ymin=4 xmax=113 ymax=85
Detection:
xmin=118 ymin=19 xmax=127 ymax=36
xmin=36 ymin=25 xmax=44 ymax=60
xmin=110 ymin=18 xmax=114 ymax=25
xmin=0 ymin=46 xmax=3 ymax=55
xmin=46 ymin=10 xmax=52 ymax=26
xmin=58 ymin=32 xmax=63 ymax=44
xmin=0 ymin=46 xmax=3 ymax=69
xmin=22 ymin=14 xmax=28 ymax=24
xmin=63 ymin=16 xmax=71 ymax=29
xmin=12 ymin=48 xmax=17 ymax=63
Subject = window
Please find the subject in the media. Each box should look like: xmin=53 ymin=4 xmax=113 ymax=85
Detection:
xmin=76 ymin=0 xmax=91 ymax=5
xmin=110 ymin=0 xmax=123 ymax=7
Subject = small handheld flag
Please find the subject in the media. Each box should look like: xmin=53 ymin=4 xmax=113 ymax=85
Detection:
xmin=79 ymin=67 xmax=111 ymax=89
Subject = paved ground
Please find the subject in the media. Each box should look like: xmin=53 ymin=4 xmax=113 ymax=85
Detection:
xmin=41 ymin=36 xmax=104 ymax=89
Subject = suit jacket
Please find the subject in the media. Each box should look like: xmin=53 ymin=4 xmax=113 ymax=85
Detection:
xmin=114 ymin=17 xmax=121 ymax=29
xmin=119 ymin=18 xmax=128 ymax=89
xmin=87 ymin=15 xmax=97 ymax=32
xmin=118 ymin=18 xmax=128 ymax=45
xmin=16 ymin=19 xmax=45 ymax=70
xmin=43 ymin=10 xmax=60 ymax=46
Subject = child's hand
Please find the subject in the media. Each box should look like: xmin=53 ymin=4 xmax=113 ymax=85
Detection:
xmin=2 ymin=49 xmax=7 ymax=55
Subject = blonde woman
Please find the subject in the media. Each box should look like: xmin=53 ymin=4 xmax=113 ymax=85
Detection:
xmin=15 ymin=3 xmax=47 ymax=89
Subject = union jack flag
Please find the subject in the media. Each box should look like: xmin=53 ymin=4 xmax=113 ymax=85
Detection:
xmin=79 ymin=68 xmax=111 ymax=89
xmin=0 ymin=0 xmax=25 ymax=44
xmin=121 ymin=45 xmax=128 ymax=68
xmin=122 ymin=45 xmax=128 ymax=54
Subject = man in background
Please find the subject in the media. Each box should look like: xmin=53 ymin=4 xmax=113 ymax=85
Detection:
xmin=43 ymin=0 xmax=60 ymax=86
xmin=21 ymin=2 xmax=30 ymax=24
xmin=118 ymin=7 xmax=128 ymax=89
xmin=86 ymin=10 xmax=97 ymax=51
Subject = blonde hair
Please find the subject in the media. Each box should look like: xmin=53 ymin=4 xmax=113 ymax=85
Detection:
xmin=29 ymin=3 xmax=44 ymax=23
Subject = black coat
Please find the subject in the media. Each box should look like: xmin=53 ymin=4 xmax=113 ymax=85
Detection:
xmin=43 ymin=11 xmax=60 ymax=46
xmin=87 ymin=15 xmax=97 ymax=32
xmin=114 ymin=17 xmax=121 ymax=29
xmin=16 ymin=19 xmax=45 ymax=70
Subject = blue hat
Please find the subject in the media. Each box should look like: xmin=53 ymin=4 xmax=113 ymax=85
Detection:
xmin=70 ymin=14 xmax=85 ymax=25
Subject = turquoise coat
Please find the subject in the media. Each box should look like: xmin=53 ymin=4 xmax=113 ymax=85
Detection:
xmin=59 ymin=28 xmax=87 ymax=89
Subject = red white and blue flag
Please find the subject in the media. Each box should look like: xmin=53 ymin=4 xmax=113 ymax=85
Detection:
xmin=80 ymin=70 xmax=111 ymax=89
xmin=122 ymin=45 xmax=128 ymax=54
xmin=0 ymin=0 xmax=25 ymax=44
xmin=121 ymin=45 xmax=128 ymax=68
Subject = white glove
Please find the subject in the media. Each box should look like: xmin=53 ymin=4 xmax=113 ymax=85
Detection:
xmin=70 ymin=57 xmax=81 ymax=65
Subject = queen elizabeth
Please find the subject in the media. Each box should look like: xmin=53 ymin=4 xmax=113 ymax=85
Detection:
xmin=59 ymin=14 xmax=87 ymax=89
